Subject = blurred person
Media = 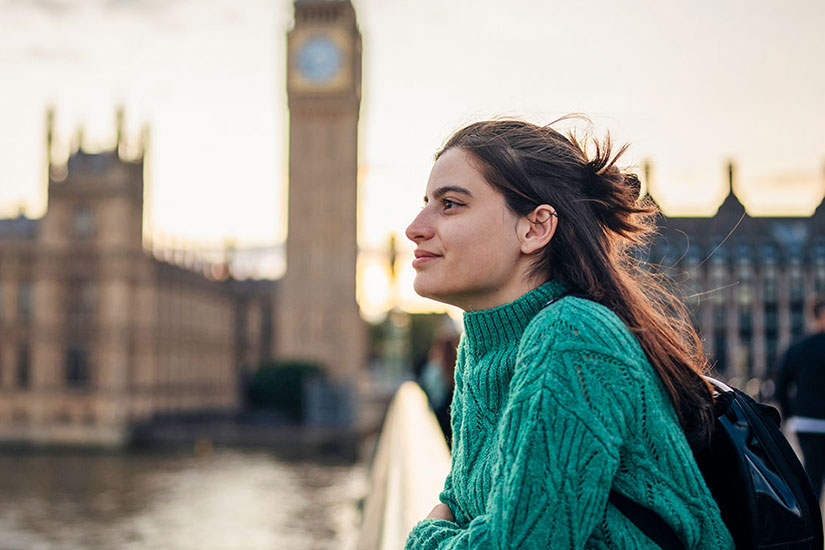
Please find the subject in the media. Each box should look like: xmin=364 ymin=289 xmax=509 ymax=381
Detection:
xmin=404 ymin=119 xmax=733 ymax=548
xmin=419 ymin=328 xmax=459 ymax=445
xmin=776 ymin=295 xmax=825 ymax=502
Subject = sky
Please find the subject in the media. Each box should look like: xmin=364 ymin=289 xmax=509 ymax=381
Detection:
xmin=1 ymin=0 xmax=824 ymax=319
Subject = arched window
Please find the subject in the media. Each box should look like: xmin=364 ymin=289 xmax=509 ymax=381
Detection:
xmin=789 ymin=261 xmax=805 ymax=338
xmin=72 ymin=206 xmax=95 ymax=239
xmin=17 ymin=282 xmax=32 ymax=321
xmin=813 ymin=241 xmax=825 ymax=293
xmin=16 ymin=344 xmax=29 ymax=389
xmin=65 ymin=346 xmax=91 ymax=388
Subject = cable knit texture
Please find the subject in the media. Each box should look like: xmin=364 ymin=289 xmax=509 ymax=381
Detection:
xmin=405 ymin=281 xmax=734 ymax=549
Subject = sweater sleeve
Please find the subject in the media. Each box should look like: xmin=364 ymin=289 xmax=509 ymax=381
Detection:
xmin=406 ymin=307 xmax=633 ymax=549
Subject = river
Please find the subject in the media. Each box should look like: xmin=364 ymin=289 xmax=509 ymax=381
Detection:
xmin=0 ymin=448 xmax=366 ymax=550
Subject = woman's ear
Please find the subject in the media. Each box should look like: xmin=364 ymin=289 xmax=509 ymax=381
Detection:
xmin=517 ymin=204 xmax=557 ymax=254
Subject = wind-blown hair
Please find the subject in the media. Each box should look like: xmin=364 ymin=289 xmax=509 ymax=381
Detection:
xmin=439 ymin=118 xmax=715 ymax=447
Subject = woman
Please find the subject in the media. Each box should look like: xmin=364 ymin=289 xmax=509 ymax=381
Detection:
xmin=404 ymin=119 xmax=733 ymax=549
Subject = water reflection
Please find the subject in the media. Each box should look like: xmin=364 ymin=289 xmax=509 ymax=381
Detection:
xmin=0 ymin=449 xmax=365 ymax=549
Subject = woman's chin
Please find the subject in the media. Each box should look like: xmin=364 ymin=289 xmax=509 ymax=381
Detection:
xmin=413 ymin=277 xmax=454 ymax=305
xmin=413 ymin=277 xmax=436 ymax=300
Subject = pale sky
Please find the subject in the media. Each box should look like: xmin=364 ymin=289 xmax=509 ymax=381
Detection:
xmin=1 ymin=0 xmax=824 ymax=319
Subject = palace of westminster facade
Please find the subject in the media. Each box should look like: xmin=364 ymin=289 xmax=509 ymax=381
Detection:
xmin=0 ymin=0 xmax=364 ymax=445
xmin=647 ymin=166 xmax=825 ymax=385
xmin=0 ymin=0 xmax=822 ymax=444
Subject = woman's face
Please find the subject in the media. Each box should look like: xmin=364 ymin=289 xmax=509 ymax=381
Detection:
xmin=405 ymin=148 xmax=534 ymax=311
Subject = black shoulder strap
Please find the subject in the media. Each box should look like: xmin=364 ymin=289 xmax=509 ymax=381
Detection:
xmin=608 ymin=490 xmax=684 ymax=550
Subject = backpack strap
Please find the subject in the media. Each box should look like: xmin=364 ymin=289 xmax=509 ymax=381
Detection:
xmin=608 ymin=491 xmax=684 ymax=550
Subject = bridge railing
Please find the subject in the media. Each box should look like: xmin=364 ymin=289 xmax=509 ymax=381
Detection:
xmin=358 ymin=381 xmax=451 ymax=550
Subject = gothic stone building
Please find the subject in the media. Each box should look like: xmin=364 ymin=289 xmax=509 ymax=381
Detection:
xmin=649 ymin=164 xmax=825 ymax=387
xmin=0 ymin=0 xmax=367 ymax=445
xmin=0 ymin=142 xmax=274 ymax=446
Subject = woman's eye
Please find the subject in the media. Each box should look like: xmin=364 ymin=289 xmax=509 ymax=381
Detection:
xmin=442 ymin=199 xmax=462 ymax=210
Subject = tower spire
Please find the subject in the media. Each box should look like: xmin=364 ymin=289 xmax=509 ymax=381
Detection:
xmin=75 ymin=125 xmax=85 ymax=153
xmin=138 ymin=123 xmax=150 ymax=159
xmin=116 ymin=106 xmax=125 ymax=156
xmin=642 ymin=159 xmax=652 ymax=199
xmin=716 ymin=159 xmax=745 ymax=216
xmin=45 ymin=107 xmax=55 ymax=167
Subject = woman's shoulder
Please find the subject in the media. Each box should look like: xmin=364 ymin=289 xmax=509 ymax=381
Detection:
xmin=520 ymin=295 xmax=648 ymax=368
xmin=511 ymin=294 xmax=654 ymax=446
xmin=516 ymin=296 xmax=653 ymax=404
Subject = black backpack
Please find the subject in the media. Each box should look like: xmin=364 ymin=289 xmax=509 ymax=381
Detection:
xmin=545 ymin=292 xmax=823 ymax=548
xmin=611 ymin=376 xmax=824 ymax=549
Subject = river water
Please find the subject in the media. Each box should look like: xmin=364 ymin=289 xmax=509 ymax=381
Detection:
xmin=0 ymin=449 xmax=366 ymax=550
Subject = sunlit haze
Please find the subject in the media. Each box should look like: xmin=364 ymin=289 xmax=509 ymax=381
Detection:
xmin=1 ymin=0 xmax=824 ymax=320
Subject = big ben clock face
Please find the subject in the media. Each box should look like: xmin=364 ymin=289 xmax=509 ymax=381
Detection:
xmin=298 ymin=35 xmax=343 ymax=84
xmin=289 ymin=28 xmax=352 ymax=93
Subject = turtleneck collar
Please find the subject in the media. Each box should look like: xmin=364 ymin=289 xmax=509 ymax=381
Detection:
xmin=461 ymin=280 xmax=566 ymax=356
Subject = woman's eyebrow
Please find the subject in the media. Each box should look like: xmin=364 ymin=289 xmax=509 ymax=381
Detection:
xmin=425 ymin=185 xmax=473 ymax=203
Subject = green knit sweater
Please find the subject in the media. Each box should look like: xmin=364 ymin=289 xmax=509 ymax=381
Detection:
xmin=406 ymin=281 xmax=733 ymax=549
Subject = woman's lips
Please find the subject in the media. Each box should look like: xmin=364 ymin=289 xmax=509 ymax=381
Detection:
xmin=412 ymin=249 xmax=441 ymax=269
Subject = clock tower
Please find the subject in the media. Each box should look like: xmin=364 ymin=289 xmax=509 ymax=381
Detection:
xmin=279 ymin=0 xmax=365 ymax=380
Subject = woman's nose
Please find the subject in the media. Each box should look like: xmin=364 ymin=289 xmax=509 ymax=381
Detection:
xmin=405 ymin=208 xmax=433 ymax=243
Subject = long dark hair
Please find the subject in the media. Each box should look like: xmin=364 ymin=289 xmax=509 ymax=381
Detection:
xmin=439 ymin=118 xmax=715 ymax=447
